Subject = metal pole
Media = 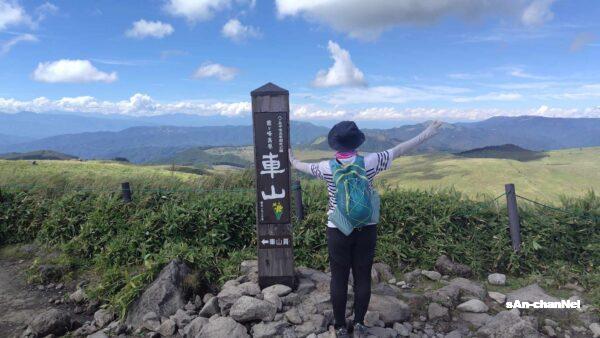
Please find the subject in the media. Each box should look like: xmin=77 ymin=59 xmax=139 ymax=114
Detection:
xmin=505 ymin=183 xmax=521 ymax=252
xmin=121 ymin=182 xmax=132 ymax=203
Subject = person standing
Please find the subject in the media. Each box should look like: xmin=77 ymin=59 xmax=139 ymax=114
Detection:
xmin=289 ymin=120 xmax=442 ymax=337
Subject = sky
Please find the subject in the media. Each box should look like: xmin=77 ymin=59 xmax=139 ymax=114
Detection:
xmin=0 ymin=0 xmax=599 ymax=126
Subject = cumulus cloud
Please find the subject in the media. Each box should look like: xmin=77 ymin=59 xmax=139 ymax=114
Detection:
xmin=521 ymin=0 xmax=555 ymax=27
xmin=193 ymin=62 xmax=238 ymax=81
xmin=1 ymin=32 xmax=37 ymax=54
xmin=164 ymin=0 xmax=232 ymax=23
xmin=326 ymin=85 xmax=469 ymax=105
xmin=276 ymin=0 xmax=556 ymax=39
xmin=313 ymin=41 xmax=365 ymax=88
xmin=126 ymin=19 xmax=174 ymax=39
xmin=570 ymin=32 xmax=597 ymax=52
xmin=0 ymin=93 xmax=251 ymax=117
xmin=222 ymin=19 xmax=260 ymax=42
xmin=32 ymin=59 xmax=117 ymax=83
xmin=291 ymin=104 xmax=347 ymax=119
xmin=0 ymin=0 xmax=31 ymax=30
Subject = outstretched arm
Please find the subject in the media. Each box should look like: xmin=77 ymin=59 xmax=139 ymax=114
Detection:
xmin=289 ymin=148 xmax=318 ymax=176
xmin=388 ymin=120 xmax=443 ymax=159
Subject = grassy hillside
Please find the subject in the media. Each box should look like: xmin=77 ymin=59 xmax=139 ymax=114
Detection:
xmin=295 ymin=147 xmax=600 ymax=202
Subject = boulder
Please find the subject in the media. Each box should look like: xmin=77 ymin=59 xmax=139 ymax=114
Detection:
xmin=506 ymin=283 xmax=565 ymax=318
xmin=421 ymin=270 xmax=442 ymax=281
xmin=171 ymin=308 xmax=193 ymax=328
xmin=457 ymin=299 xmax=489 ymax=313
xmin=93 ymin=309 xmax=115 ymax=328
xmin=182 ymin=316 xmax=208 ymax=337
xmin=589 ymin=323 xmax=600 ymax=338
xmin=125 ymin=260 xmax=191 ymax=328
xmin=199 ymin=295 xmax=220 ymax=317
xmin=371 ymin=282 xmax=400 ymax=297
xmin=262 ymin=284 xmax=292 ymax=297
xmin=251 ymin=320 xmax=290 ymax=338
xmin=403 ymin=269 xmax=422 ymax=284
xmin=284 ymin=307 xmax=303 ymax=325
xmin=263 ymin=292 xmax=282 ymax=311
xmin=158 ymin=318 xmax=177 ymax=336
xmin=487 ymin=273 xmax=506 ymax=285
xmin=372 ymin=262 xmax=394 ymax=282
xmin=141 ymin=311 xmax=161 ymax=332
xmin=69 ymin=288 xmax=87 ymax=304
xmin=238 ymin=282 xmax=261 ymax=296
xmin=434 ymin=255 xmax=472 ymax=277
xmin=296 ymin=277 xmax=316 ymax=296
xmin=229 ymin=296 xmax=277 ymax=322
xmin=449 ymin=277 xmax=486 ymax=300
xmin=198 ymin=316 xmax=249 ymax=338
xmin=217 ymin=285 xmax=243 ymax=315
xmin=477 ymin=310 xmax=539 ymax=338
xmin=428 ymin=302 xmax=449 ymax=321
xmin=424 ymin=284 xmax=460 ymax=307
xmin=368 ymin=294 xmax=411 ymax=324
xmin=27 ymin=308 xmax=74 ymax=337
xmin=488 ymin=291 xmax=506 ymax=304
xmin=459 ymin=312 xmax=490 ymax=328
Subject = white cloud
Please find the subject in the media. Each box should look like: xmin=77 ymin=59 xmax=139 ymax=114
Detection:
xmin=126 ymin=19 xmax=174 ymax=39
xmin=453 ymin=92 xmax=522 ymax=103
xmin=222 ymin=19 xmax=260 ymax=42
xmin=193 ymin=62 xmax=238 ymax=81
xmin=1 ymin=32 xmax=36 ymax=54
xmin=276 ymin=0 xmax=556 ymax=40
xmin=0 ymin=93 xmax=251 ymax=117
xmin=326 ymin=85 xmax=469 ymax=105
xmin=507 ymin=67 xmax=549 ymax=80
xmin=0 ymin=0 xmax=31 ymax=30
xmin=164 ymin=0 xmax=232 ymax=23
xmin=521 ymin=0 xmax=555 ymax=27
xmin=291 ymin=104 xmax=348 ymax=119
xmin=313 ymin=41 xmax=365 ymax=88
xmin=32 ymin=59 xmax=117 ymax=83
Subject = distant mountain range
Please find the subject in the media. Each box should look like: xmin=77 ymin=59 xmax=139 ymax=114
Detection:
xmin=1 ymin=112 xmax=599 ymax=163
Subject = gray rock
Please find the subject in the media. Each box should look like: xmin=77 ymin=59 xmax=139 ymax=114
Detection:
xmin=182 ymin=316 xmax=208 ymax=337
xmin=444 ymin=329 xmax=465 ymax=338
xmin=93 ymin=309 xmax=115 ymax=329
xmin=368 ymin=294 xmax=411 ymax=324
xmin=459 ymin=312 xmax=491 ymax=328
xmin=506 ymin=283 xmax=565 ymax=318
xmin=87 ymin=331 xmax=110 ymax=338
xmin=229 ymin=296 xmax=277 ymax=322
xmin=424 ymin=284 xmax=460 ymax=307
xmin=372 ymin=282 xmax=400 ymax=297
xmin=199 ymin=295 xmax=220 ymax=317
xmin=263 ymin=284 xmax=292 ymax=297
xmin=477 ymin=310 xmax=539 ymax=338
xmin=72 ymin=323 xmax=97 ymax=337
xmin=403 ymin=269 xmax=422 ymax=283
xmin=198 ymin=316 xmax=249 ymax=338
xmin=367 ymin=326 xmax=397 ymax=338
xmin=295 ymin=278 xmax=316 ymax=296
xmin=449 ymin=278 xmax=486 ymax=300
xmin=285 ymin=307 xmax=303 ymax=325
xmin=457 ymin=299 xmax=489 ymax=313
xmin=393 ymin=322 xmax=410 ymax=336
xmin=364 ymin=311 xmax=380 ymax=327
xmin=171 ymin=308 xmax=192 ymax=328
xmin=372 ymin=262 xmax=394 ymax=282
xmin=141 ymin=312 xmax=161 ymax=332
xmin=488 ymin=291 xmax=506 ymax=304
xmin=263 ymin=292 xmax=282 ymax=311
xmin=69 ymin=288 xmax=87 ymax=304
xmin=238 ymin=282 xmax=261 ymax=296
xmin=422 ymin=270 xmax=442 ymax=281
xmin=158 ymin=318 xmax=176 ymax=336
xmin=202 ymin=293 xmax=215 ymax=304
xmin=543 ymin=325 xmax=557 ymax=337
xmin=251 ymin=320 xmax=290 ymax=338
xmin=282 ymin=292 xmax=301 ymax=306
xmin=487 ymin=273 xmax=506 ymax=285
xmin=590 ymin=323 xmax=600 ymax=338
xmin=544 ymin=318 xmax=558 ymax=327
xmin=434 ymin=255 xmax=472 ymax=278
xmin=217 ymin=285 xmax=243 ymax=315
xmin=125 ymin=260 xmax=191 ymax=328
xmin=428 ymin=303 xmax=449 ymax=320
xmin=27 ymin=309 xmax=74 ymax=337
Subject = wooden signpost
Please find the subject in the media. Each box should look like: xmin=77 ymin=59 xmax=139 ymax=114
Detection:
xmin=251 ymin=83 xmax=295 ymax=289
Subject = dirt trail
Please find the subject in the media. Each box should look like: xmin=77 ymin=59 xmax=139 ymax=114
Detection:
xmin=0 ymin=256 xmax=71 ymax=337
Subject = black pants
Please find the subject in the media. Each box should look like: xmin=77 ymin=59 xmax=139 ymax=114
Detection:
xmin=327 ymin=225 xmax=377 ymax=328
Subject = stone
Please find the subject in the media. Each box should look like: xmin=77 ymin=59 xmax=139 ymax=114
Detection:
xmin=171 ymin=308 xmax=193 ymax=328
xmin=506 ymin=283 xmax=565 ymax=318
xmin=434 ymin=255 xmax=472 ymax=277
xmin=422 ymin=270 xmax=442 ymax=281
xmin=444 ymin=329 xmax=465 ymax=338
xmin=237 ymin=281 xmax=261 ymax=296
xmin=202 ymin=293 xmax=214 ymax=303
xmin=125 ymin=260 xmax=191 ymax=328
xmin=372 ymin=262 xmax=394 ymax=281
xmin=229 ymin=296 xmax=277 ymax=322
xmin=424 ymin=284 xmax=460 ymax=307
xmin=367 ymin=326 xmax=397 ymax=338
xmin=457 ymin=299 xmax=489 ymax=313
xmin=393 ymin=322 xmax=410 ymax=336
xmin=428 ymin=303 xmax=449 ymax=320
xmin=487 ymin=273 xmax=506 ymax=286
xmin=27 ymin=309 xmax=74 ymax=337
xmin=460 ymin=312 xmax=491 ymax=328
xmin=93 ymin=309 xmax=115 ymax=328
xmin=263 ymin=284 xmax=292 ymax=297
xmin=590 ymin=323 xmax=600 ymax=338
xmin=364 ymin=311 xmax=380 ymax=327
xmin=199 ymin=295 xmax=220 ymax=317
xmin=182 ymin=316 xmax=208 ymax=338
xmin=296 ymin=278 xmax=316 ymax=296
xmin=449 ymin=277 xmax=486 ymax=300
xmin=370 ymin=266 xmax=380 ymax=284
xmin=368 ymin=294 xmax=411 ymax=324
xmin=263 ymin=292 xmax=282 ymax=311
xmin=217 ymin=285 xmax=243 ymax=315
xmin=72 ymin=323 xmax=97 ymax=336
xmin=372 ymin=282 xmax=400 ymax=297
xmin=141 ymin=312 xmax=161 ymax=332
xmin=69 ymin=288 xmax=87 ymax=303
xmin=477 ymin=310 xmax=539 ymax=338
xmin=158 ymin=318 xmax=177 ymax=336
xmin=87 ymin=331 xmax=110 ymax=338
xmin=544 ymin=318 xmax=558 ymax=327
xmin=543 ymin=325 xmax=557 ymax=337
xmin=198 ymin=317 xmax=249 ymax=338
xmin=251 ymin=320 xmax=290 ymax=338
xmin=281 ymin=292 xmax=301 ymax=306
xmin=284 ymin=307 xmax=303 ymax=325
xmin=240 ymin=260 xmax=258 ymax=275
xmin=404 ymin=269 xmax=421 ymax=283
xmin=488 ymin=291 xmax=506 ymax=304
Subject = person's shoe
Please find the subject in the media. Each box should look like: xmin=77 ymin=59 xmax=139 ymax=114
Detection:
xmin=334 ymin=326 xmax=350 ymax=338
xmin=353 ymin=323 xmax=369 ymax=338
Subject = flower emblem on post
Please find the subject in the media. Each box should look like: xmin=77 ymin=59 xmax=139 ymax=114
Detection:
xmin=273 ymin=201 xmax=284 ymax=220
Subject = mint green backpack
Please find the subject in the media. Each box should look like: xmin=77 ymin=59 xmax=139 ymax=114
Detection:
xmin=328 ymin=156 xmax=380 ymax=236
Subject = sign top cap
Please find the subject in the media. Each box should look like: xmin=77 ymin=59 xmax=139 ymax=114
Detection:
xmin=251 ymin=82 xmax=289 ymax=97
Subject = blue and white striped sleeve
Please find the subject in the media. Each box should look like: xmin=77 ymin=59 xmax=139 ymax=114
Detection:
xmin=364 ymin=150 xmax=392 ymax=176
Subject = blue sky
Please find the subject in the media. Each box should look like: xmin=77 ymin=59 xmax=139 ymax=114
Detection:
xmin=0 ymin=0 xmax=599 ymax=126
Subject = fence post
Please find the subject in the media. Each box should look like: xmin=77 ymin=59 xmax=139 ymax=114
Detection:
xmin=121 ymin=182 xmax=132 ymax=203
xmin=505 ymin=183 xmax=521 ymax=252
xmin=292 ymin=180 xmax=304 ymax=221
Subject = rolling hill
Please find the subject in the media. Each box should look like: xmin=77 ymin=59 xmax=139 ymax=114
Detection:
xmin=0 ymin=150 xmax=78 ymax=161
xmin=456 ymin=144 xmax=546 ymax=161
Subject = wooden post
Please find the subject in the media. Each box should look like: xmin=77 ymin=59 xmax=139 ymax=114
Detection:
xmin=251 ymin=83 xmax=295 ymax=289
xmin=505 ymin=183 xmax=521 ymax=252
xmin=121 ymin=182 xmax=132 ymax=203
xmin=292 ymin=180 xmax=304 ymax=221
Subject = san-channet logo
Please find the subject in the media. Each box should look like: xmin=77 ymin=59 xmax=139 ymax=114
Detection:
xmin=506 ymin=299 xmax=581 ymax=309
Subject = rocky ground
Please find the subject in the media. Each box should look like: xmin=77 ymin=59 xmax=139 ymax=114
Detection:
xmin=3 ymin=250 xmax=599 ymax=338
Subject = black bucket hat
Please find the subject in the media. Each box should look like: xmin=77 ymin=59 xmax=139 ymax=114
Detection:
xmin=327 ymin=121 xmax=365 ymax=152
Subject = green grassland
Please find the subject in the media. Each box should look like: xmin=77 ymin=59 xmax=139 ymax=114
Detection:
xmin=296 ymin=147 xmax=600 ymax=202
